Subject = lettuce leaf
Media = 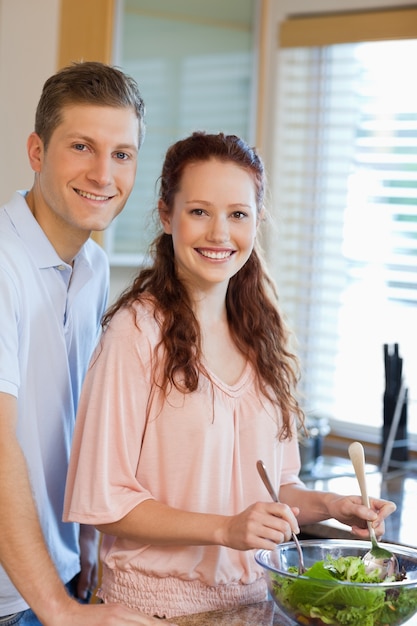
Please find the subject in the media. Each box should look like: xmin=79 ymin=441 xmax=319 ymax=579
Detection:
xmin=270 ymin=555 xmax=417 ymax=626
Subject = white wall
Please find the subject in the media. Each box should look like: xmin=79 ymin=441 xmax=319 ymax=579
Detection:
xmin=0 ymin=0 xmax=60 ymax=205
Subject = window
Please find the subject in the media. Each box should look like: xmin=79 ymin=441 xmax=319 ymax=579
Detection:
xmin=270 ymin=10 xmax=417 ymax=441
xmin=106 ymin=0 xmax=256 ymax=264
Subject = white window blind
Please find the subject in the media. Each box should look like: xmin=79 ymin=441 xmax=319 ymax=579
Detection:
xmin=270 ymin=39 xmax=417 ymax=438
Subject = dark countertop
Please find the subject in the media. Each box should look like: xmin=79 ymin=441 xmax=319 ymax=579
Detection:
xmin=171 ymin=456 xmax=417 ymax=625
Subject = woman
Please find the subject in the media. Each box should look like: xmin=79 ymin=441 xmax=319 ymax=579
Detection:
xmin=64 ymin=132 xmax=395 ymax=619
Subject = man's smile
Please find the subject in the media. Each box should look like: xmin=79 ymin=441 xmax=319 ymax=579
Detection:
xmin=75 ymin=188 xmax=114 ymax=201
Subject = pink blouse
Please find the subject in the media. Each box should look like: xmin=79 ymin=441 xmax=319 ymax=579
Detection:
xmin=64 ymin=297 xmax=302 ymax=618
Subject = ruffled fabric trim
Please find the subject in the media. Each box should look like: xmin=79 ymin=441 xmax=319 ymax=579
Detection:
xmin=99 ymin=566 xmax=267 ymax=618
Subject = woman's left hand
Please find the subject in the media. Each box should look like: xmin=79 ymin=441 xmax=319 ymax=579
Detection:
xmin=326 ymin=494 xmax=396 ymax=539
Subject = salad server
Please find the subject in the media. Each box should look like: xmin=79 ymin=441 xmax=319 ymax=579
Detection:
xmin=348 ymin=441 xmax=399 ymax=579
xmin=256 ymin=459 xmax=305 ymax=574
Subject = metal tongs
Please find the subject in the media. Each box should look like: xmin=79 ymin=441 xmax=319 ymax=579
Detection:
xmin=256 ymin=460 xmax=306 ymax=574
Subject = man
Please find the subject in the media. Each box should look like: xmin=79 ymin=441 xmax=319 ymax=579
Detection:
xmin=0 ymin=62 xmax=176 ymax=625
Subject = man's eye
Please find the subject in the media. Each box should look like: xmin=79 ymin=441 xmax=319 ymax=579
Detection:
xmin=115 ymin=152 xmax=129 ymax=160
xmin=74 ymin=143 xmax=86 ymax=151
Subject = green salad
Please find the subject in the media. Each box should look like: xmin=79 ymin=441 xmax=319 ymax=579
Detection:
xmin=271 ymin=555 xmax=417 ymax=626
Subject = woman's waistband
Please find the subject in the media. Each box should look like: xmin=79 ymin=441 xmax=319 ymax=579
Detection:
xmin=99 ymin=566 xmax=267 ymax=618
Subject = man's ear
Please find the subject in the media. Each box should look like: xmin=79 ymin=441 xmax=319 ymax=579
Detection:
xmin=158 ymin=199 xmax=172 ymax=234
xmin=27 ymin=133 xmax=45 ymax=173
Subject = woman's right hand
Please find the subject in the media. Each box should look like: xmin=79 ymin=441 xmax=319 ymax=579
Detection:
xmin=219 ymin=501 xmax=300 ymax=551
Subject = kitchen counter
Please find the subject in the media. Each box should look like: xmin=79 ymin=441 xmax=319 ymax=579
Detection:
xmin=171 ymin=456 xmax=417 ymax=625
xmin=172 ymin=600 xmax=293 ymax=625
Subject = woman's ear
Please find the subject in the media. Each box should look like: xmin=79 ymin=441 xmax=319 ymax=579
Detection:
xmin=158 ymin=199 xmax=172 ymax=234
xmin=27 ymin=132 xmax=44 ymax=173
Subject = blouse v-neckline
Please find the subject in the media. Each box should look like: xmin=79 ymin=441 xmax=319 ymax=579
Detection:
xmin=202 ymin=360 xmax=253 ymax=397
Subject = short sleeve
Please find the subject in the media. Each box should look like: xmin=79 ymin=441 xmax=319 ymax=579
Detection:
xmin=64 ymin=304 xmax=158 ymax=524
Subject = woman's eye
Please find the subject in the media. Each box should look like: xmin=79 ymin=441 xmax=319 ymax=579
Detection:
xmin=190 ymin=208 xmax=205 ymax=216
xmin=232 ymin=211 xmax=247 ymax=219
xmin=74 ymin=143 xmax=87 ymax=151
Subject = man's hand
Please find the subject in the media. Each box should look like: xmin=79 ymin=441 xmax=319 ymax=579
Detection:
xmin=52 ymin=595 xmax=178 ymax=626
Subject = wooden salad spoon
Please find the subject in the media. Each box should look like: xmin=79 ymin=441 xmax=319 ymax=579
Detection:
xmin=348 ymin=441 xmax=399 ymax=579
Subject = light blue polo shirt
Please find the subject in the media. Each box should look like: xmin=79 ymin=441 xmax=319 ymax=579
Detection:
xmin=0 ymin=191 xmax=109 ymax=614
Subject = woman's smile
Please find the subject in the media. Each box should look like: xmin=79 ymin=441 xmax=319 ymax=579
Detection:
xmin=195 ymin=247 xmax=236 ymax=260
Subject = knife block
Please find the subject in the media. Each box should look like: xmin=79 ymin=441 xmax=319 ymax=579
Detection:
xmin=380 ymin=385 xmax=409 ymax=471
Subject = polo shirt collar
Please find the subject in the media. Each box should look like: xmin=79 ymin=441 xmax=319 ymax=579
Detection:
xmin=9 ymin=191 xmax=89 ymax=271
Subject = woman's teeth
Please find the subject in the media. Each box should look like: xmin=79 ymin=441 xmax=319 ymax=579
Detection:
xmin=199 ymin=249 xmax=232 ymax=259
